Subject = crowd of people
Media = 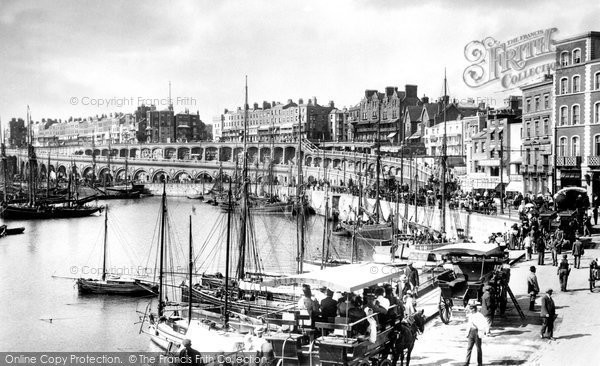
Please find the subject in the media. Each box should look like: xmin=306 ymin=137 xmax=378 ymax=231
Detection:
xmin=296 ymin=263 xmax=421 ymax=339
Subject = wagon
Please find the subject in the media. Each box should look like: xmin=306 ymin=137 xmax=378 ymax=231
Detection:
xmin=262 ymin=262 xmax=409 ymax=365
xmin=432 ymin=243 xmax=509 ymax=324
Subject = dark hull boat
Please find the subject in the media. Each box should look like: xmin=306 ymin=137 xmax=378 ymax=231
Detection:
xmin=0 ymin=225 xmax=25 ymax=236
xmin=77 ymin=277 xmax=157 ymax=295
xmin=0 ymin=204 xmax=102 ymax=220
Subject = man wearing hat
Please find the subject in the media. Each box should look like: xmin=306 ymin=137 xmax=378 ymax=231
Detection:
xmin=464 ymin=303 xmax=489 ymax=366
xmin=527 ymin=266 xmax=540 ymax=311
xmin=540 ymin=288 xmax=556 ymax=340
xmin=480 ymin=285 xmax=495 ymax=328
xmin=557 ymin=254 xmax=571 ymax=291
xmin=179 ymin=338 xmax=203 ymax=366
xmin=406 ymin=262 xmax=419 ymax=298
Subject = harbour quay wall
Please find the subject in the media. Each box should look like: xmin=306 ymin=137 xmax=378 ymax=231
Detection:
xmin=306 ymin=189 xmax=519 ymax=242
xmin=144 ymin=183 xmax=518 ymax=242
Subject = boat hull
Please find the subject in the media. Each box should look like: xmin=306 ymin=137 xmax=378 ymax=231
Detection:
xmin=0 ymin=205 xmax=102 ymax=220
xmin=76 ymin=278 xmax=157 ymax=296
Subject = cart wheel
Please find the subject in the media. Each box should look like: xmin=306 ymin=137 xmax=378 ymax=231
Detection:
xmin=439 ymin=298 xmax=452 ymax=324
xmin=378 ymin=359 xmax=393 ymax=366
xmin=356 ymin=359 xmax=371 ymax=366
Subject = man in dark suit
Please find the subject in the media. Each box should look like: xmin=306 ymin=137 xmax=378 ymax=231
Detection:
xmin=540 ymin=288 xmax=556 ymax=340
xmin=480 ymin=285 xmax=495 ymax=328
xmin=572 ymin=235 xmax=584 ymax=269
xmin=406 ymin=262 xmax=420 ymax=298
xmin=319 ymin=289 xmax=338 ymax=321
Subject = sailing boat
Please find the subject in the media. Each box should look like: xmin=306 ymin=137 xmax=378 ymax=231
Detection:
xmin=0 ymin=107 xmax=103 ymax=220
xmin=76 ymin=206 xmax=158 ymax=295
xmin=141 ymin=183 xmax=259 ymax=352
xmin=340 ymin=104 xmax=394 ymax=249
xmin=185 ymin=78 xmax=298 ymax=316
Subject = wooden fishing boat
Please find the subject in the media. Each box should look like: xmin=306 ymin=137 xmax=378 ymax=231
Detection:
xmin=76 ymin=206 xmax=157 ymax=296
xmin=0 ymin=225 xmax=25 ymax=236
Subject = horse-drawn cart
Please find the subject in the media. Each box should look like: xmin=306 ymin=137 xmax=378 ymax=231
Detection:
xmin=432 ymin=243 xmax=510 ymax=324
xmin=262 ymin=262 xmax=425 ymax=366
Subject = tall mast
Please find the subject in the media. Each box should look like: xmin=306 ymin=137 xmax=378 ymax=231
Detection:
xmin=321 ymin=184 xmax=329 ymax=269
xmin=188 ymin=215 xmax=193 ymax=325
xmin=296 ymin=105 xmax=305 ymax=274
xmin=441 ymin=69 xmax=448 ymax=237
xmin=224 ymin=178 xmax=233 ymax=327
xmin=374 ymin=96 xmax=382 ymax=223
xmin=269 ymin=116 xmax=275 ymax=199
xmin=27 ymin=106 xmax=37 ymax=207
xmin=158 ymin=181 xmax=167 ymax=316
xmin=1 ymin=121 xmax=7 ymax=202
xmin=46 ymin=152 xmax=50 ymax=198
xmin=236 ymin=76 xmax=249 ymax=279
xmin=101 ymin=206 xmax=108 ymax=281
xmin=92 ymin=127 xmax=97 ymax=183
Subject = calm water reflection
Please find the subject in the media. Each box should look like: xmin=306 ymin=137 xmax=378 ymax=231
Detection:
xmin=0 ymin=197 xmax=367 ymax=351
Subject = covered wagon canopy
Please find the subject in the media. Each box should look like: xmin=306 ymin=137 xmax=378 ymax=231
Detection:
xmin=432 ymin=243 xmax=505 ymax=258
xmin=261 ymin=262 xmax=403 ymax=293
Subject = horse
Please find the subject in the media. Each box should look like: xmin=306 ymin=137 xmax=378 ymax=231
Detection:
xmin=388 ymin=309 xmax=426 ymax=366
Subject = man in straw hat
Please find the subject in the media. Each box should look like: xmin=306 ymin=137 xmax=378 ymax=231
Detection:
xmin=464 ymin=301 xmax=489 ymax=366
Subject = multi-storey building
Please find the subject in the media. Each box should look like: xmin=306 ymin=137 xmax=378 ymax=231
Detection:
xmin=462 ymin=98 xmax=522 ymax=191
xmin=175 ymin=110 xmax=207 ymax=142
xmin=350 ymin=85 xmax=420 ymax=143
xmin=554 ymin=31 xmax=600 ymax=199
xmin=520 ymin=75 xmax=553 ymax=195
xmin=217 ymin=98 xmax=334 ymax=143
xmin=145 ymin=107 xmax=175 ymax=143
xmin=8 ymin=118 xmax=27 ymax=147
xmin=329 ymin=108 xmax=348 ymax=142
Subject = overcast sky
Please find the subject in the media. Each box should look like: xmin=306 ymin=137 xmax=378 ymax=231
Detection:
xmin=1 ymin=0 xmax=599 ymax=124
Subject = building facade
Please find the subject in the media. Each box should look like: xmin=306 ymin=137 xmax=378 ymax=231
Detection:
xmin=554 ymin=31 xmax=600 ymax=200
xmin=216 ymin=97 xmax=334 ymax=143
xmin=349 ymin=85 xmax=420 ymax=143
xmin=8 ymin=118 xmax=27 ymax=147
xmin=328 ymin=108 xmax=348 ymax=142
xmin=521 ymin=75 xmax=554 ymax=195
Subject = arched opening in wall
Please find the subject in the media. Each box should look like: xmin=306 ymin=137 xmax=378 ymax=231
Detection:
xmin=260 ymin=147 xmax=271 ymax=163
xmin=307 ymin=175 xmax=315 ymax=184
xmin=99 ymin=168 xmax=113 ymax=185
xmin=284 ymin=147 xmax=295 ymax=164
xmin=205 ymin=147 xmax=218 ymax=161
xmin=85 ymin=149 xmax=93 ymax=156
xmin=232 ymin=147 xmax=242 ymax=162
xmin=82 ymin=166 xmax=95 ymax=180
xmin=195 ymin=172 xmax=213 ymax=183
xmin=191 ymin=147 xmax=203 ymax=159
xmin=133 ymin=170 xmax=149 ymax=182
xmin=221 ymin=147 xmax=233 ymax=162
xmin=57 ymin=165 xmax=67 ymax=181
xmin=152 ymin=171 xmax=170 ymax=183
xmin=119 ymin=149 xmax=128 ymax=158
xmin=174 ymin=171 xmax=192 ymax=183
xmin=115 ymin=168 xmax=128 ymax=183
xmin=129 ymin=148 xmax=138 ymax=158
xmin=93 ymin=149 xmax=101 ymax=157
xmin=152 ymin=148 xmax=163 ymax=159
xmin=39 ymin=164 xmax=47 ymax=179
xmin=305 ymin=157 xmax=313 ymax=166
xmin=48 ymin=165 xmax=56 ymax=182
xmin=101 ymin=149 xmax=109 ymax=157
xmin=273 ymin=147 xmax=283 ymax=164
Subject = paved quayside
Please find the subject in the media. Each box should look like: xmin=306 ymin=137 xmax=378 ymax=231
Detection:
xmin=409 ymin=238 xmax=600 ymax=365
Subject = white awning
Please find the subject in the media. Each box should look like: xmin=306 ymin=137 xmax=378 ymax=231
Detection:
xmin=387 ymin=132 xmax=397 ymax=139
xmin=506 ymin=180 xmax=524 ymax=193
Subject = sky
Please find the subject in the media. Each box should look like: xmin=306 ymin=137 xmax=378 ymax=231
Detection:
xmin=1 ymin=0 xmax=600 ymax=124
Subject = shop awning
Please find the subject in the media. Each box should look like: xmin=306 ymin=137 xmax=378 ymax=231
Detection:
xmin=387 ymin=132 xmax=397 ymax=139
xmin=495 ymin=182 xmax=508 ymax=192
xmin=505 ymin=180 xmax=524 ymax=193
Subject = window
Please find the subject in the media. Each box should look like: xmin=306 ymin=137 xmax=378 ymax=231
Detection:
xmin=544 ymin=94 xmax=550 ymax=109
xmin=596 ymin=135 xmax=600 ymax=155
xmin=543 ymin=119 xmax=549 ymax=135
xmin=596 ymin=102 xmax=600 ymax=124
xmin=560 ymin=78 xmax=568 ymax=94
xmin=481 ymin=142 xmax=486 ymax=153
xmin=560 ymin=106 xmax=568 ymax=125
xmin=573 ymin=49 xmax=581 ymax=64
xmin=572 ymin=105 xmax=580 ymax=125
xmin=526 ymin=98 xmax=531 ymax=112
xmin=526 ymin=149 xmax=531 ymax=164
xmin=535 ymin=97 xmax=540 ymax=111
xmin=474 ymin=142 xmax=478 ymax=153
xmin=573 ymin=75 xmax=581 ymax=93
xmin=596 ymin=72 xmax=600 ymax=90
xmin=534 ymin=120 xmax=539 ymax=136
xmin=572 ymin=136 xmax=580 ymax=156
xmin=526 ymin=123 xmax=531 ymax=137
xmin=559 ymin=137 xmax=567 ymax=156
xmin=560 ymin=51 xmax=569 ymax=66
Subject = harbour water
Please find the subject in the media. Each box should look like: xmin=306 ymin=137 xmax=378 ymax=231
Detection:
xmin=0 ymin=197 xmax=363 ymax=351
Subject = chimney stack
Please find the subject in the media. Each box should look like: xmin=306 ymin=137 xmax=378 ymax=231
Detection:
xmin=299 ymin=98 xmax=304 ymax=105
